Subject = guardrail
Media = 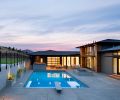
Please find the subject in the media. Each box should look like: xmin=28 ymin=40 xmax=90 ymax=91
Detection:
xmin=0 ymin=46 xmax=29 ymax=72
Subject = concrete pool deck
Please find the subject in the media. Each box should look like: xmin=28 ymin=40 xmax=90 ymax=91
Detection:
xmin=0 ymin=69 xmax=120 ymax=100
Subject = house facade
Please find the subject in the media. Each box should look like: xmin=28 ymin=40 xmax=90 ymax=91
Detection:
xmin=30 ymin=50 xmax=80 ymax=70
xmin=100 ymin=46 xmax=120 ymax=74
xmin=77 ymin=39 xmax=120 ymax=74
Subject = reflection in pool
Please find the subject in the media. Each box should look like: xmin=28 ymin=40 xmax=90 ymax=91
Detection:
xmin=25 ymin=71 xmax=88 ymax=88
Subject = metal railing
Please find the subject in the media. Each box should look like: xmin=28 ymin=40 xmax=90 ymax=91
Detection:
xmin=0 ymin=46 xmax=29 ymax=72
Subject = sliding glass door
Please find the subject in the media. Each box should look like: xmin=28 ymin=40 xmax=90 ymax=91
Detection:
xmin=113 ymin=58 xmax=117 ymax=74
xmin=119 ymin=58 xmax=120 ymax=74
xmin=113 ymin=58 xmax=120 ymax=74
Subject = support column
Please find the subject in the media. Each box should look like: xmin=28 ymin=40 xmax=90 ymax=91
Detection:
xmin=70 ymin=57 xmax=71 ymax=69
xmin=6 ymin=51 xmax=7 ymax=69
xmin=66 ymin=56 xmax=67 ymax=69
xmin=14 ymin=52 xmax=15 ymax=67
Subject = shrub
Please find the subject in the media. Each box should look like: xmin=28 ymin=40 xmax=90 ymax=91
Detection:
xmin=7 ymin=73 xmax=15 ymax=80
xmin=17 ymin=68 xmax=23 ymax=75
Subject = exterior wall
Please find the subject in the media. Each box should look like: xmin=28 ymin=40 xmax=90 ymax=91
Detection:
xmin=79 ymin=40 xmax=120 ymax=73
xmin=0 ymin=64 xmax=24 ymax=92
xmin=80 ymin=44 xmax=112 ymax=72
xmin=96 ymin=44 xmax=101 ymax=72
xmin=80 ymin=47 xmax=85 ymax=67
xmin=80 ymin=44 xmax=99 ymax=72
xmin=101 ymin=53 xmax=113 ymax=74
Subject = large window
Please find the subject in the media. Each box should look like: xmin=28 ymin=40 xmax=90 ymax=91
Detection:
xmin=118 ymin=51 xmax=120 ymax=55
xmin=47 ymin=57 xmax=60 ymax=66
xmin=119 ymin=59 xmax=120 ymax=73
xmin=113 ymin=51 xmax=120 ymax=55
xmin=113 ymin=58 xmax=117 ymax=74
xmin=67 ymin=57 xmax=70 ymax=67
xmin=62 ymin=57 xmax=66 ymax=66
xmin=35 ymin=56 xmax=43 ymax=64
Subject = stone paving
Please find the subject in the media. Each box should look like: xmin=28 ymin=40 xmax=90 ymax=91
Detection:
xmin=0 ymin=70 xmax=120 ymax=100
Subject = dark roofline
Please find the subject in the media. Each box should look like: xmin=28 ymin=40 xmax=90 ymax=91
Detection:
xmin=76 ymin=39 xmax=120 ymax=48
xmin=30 ymin=50 xmax=80 ymax=56
xmin=100 ymin=46 xmax=120 ymax=53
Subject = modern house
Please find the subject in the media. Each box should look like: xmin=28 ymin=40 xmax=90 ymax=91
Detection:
xmin=100 ymin=46 xmax=120 ymax=74
xmin=77 ymin=39 xmax=120 ymax=74
xmin=29 ymin=50 xmax=80 ymax=70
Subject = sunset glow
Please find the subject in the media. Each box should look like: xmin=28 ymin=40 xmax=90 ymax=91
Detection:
xmin=0 ymin=0 xmax=120 ymax=51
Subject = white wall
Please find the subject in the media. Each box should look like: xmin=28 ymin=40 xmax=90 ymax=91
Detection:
xmin=0 ymin=63 xmax=24 ymax=91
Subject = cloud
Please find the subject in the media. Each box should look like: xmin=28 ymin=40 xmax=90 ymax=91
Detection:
xmin=0 ymin=0 xmax=120 ymax=50
xmin=48 ymin=4 xmax=120 ymax=34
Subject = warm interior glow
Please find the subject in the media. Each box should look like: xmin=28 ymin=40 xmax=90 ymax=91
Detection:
xmin=62 ymin=57 xmax=66 ymax=66
xmin=113 ymin=58 xmax=117 ymax=74
xmin=119 ymin=59 xmax=120 ymax=73
xmin=35 ymin=56 xmax=44 ymax=64
xmin=76 ymin=57 xmax=79 ymax=65
xmin=47 ymin=57 xmax=60 ymax=66
xmin=67 ymin=57 xmax=70 ymax=67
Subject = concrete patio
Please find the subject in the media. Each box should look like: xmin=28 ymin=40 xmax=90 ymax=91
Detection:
xmin=0 ymin=70 xmax=120 ymax=100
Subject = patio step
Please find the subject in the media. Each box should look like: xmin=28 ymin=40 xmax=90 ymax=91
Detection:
xmin=109 ymin=74 xmax=120 ymax=80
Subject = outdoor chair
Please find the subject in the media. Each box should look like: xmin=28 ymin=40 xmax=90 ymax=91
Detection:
xmin=55 ymin=82 xmax=62 ymax=93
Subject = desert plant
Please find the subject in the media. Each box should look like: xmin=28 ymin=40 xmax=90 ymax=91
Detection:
xmin=7 ymin=73 xmax=15 ymax=80
xmin=23 ymin=67 xmax=26 ymax=73
xmin=17 ymin=68 xmax=23 ymax=75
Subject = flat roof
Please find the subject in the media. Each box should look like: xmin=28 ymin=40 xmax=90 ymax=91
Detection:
xmin=76 ymin=39 xmax=120 ymax=48
xmin=30 ymin=50 xmax=80 ymax=56
xmin=100 ymin=46 xmax=120 ymax=52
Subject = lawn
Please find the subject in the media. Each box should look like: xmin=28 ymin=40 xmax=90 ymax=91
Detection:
xmin=0 ymin=58 xmax=25 ymax=64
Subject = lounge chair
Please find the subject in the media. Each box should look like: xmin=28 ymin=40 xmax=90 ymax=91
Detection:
xmin=55 ymin=82 xmax=62 ymax=93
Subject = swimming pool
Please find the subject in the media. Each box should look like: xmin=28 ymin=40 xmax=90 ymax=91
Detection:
xmin=25 ymin=71 xmax=88 ymax=88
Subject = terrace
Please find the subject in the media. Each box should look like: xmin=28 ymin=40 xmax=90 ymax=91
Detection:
xmin=0 ymin=69 xmax=120 ymax=100
xmin=0 ymin=46 xmax=120 ymax=100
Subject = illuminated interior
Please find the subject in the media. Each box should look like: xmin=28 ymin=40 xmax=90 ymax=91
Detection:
xmin=119 ymin=59 xmax=120 ymax=73
xmin=62 ymin=57 xmax=67 ymax=66
xmin=34 ymin=56 xmax=80 ymax=69
xmin=112 ymin=51 xmax=120 ymax=74
xmin=35 ymin=56 xmax=44 ymax=64
xmin=86 ymin=57 xmax=95 ymax=69
xmin=67 ymin=57 xmax=70 ymax=67
xmin=47 ymin=57 xmax=60 ymax=66
xmin=113 ymin=58 xmax=118 ymax=74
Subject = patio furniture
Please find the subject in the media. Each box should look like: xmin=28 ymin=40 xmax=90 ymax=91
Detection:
xmin=55 ymin=82 xmax=62 ymax=93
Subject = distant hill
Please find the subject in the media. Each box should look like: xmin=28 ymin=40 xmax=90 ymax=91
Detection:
xmin=22 ymin=49 xmax=33 ymax=54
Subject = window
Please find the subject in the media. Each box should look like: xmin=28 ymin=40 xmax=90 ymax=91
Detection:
xmin=113 ymin=58 xmax=117 ymax=74
xmin=71 ymin=57 xmax=75 ymax=66
xmin=47 ymin=57 xmax=60 ymax=66
xmin=35 ymin=56 xmax=43 ymax=63
xmin=67 ymin=57 xmax=71 ymax=67
xmin=62 ymin=57 xmax=66 ymax=66
xmin=76 ymin=57 xmax=79 ymax=65
xmin=113 ymin=52 xmax=118 ymax=55
xmin=40 ymin=58 xmax=43 ymax=63
xmin=118 ymin=51 xmax=120 ymax=55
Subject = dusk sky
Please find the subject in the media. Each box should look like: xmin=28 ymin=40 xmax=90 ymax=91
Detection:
xmin=0 ymin=0 xmax=120 ymax=51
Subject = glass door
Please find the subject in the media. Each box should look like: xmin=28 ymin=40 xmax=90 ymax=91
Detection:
xmin=118 ymin=58 xmax=120 ymax=74
xmin=67 ymin=57 xmax=70 ymax=67
xmin=113 ymin=58 xmax=117 ymax=74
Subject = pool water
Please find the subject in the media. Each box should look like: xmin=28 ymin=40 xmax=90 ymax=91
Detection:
xmin=25 ymin=71 xmax=88 ymax=88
